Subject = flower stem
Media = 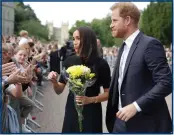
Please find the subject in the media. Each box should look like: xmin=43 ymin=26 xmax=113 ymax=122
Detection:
xmin=78 ymin=117 xmax=83 ymax=132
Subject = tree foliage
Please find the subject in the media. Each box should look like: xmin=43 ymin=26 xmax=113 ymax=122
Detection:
xmin=140 ymin=2 xmax=172 ymax=46
xmin=14 ymin=2 xmax=49 ymax=41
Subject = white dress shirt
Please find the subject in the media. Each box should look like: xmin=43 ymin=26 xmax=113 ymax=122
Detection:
xmin=118 ymin=29 xmax=141 ymax=112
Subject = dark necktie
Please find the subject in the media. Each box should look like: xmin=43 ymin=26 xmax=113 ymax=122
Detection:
xmin=112 ymin=42 xmax=127 ymax=133
xmin=112 ymin=42 xmax=126 ymax=105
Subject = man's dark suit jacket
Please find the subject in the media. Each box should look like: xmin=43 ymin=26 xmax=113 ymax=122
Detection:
xmin=50 ymin=50 xmax=60 ymax=74
xmin=106 ymin=32 xmax=172 ymax=133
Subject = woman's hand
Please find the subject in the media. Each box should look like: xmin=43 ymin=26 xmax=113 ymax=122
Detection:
xmin=2 ymin=62 xmax=17 ymax=76
xmin=23 ymin=64 xmax=33 ymax=83
xmin=76 ymin=96 xmax=95 ymax=105
xmin=48 ymin=71 xmax=58 ymax=83
xmin=7 ymin=69 xmax=27 ymax=84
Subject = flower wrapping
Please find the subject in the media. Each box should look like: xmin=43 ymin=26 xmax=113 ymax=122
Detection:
xmin=62 ymin=65 xmax=96 ymax=132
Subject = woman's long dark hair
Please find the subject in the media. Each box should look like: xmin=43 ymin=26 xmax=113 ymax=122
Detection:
xmin=76 ymin=26 xmax=99 ymax=63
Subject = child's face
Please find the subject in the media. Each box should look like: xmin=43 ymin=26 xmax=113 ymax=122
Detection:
xmin=14 ymin=50 xmax=28 ymax=64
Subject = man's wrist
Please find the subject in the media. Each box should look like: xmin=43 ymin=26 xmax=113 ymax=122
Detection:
xmin=133 ymin=101 xmax=142 ymax=112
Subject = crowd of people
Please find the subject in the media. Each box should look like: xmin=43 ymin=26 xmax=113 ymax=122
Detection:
xmin=2 ymin=29 xmax=88 ymax=133
xmin=2 ymin=30 xmax=51 ymax=133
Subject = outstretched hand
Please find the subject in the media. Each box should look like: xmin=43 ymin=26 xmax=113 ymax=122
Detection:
xmin=2 ymin=62 xmax=17 ymax=76
xmin=48 ymin=71 xmax=59 ymax=83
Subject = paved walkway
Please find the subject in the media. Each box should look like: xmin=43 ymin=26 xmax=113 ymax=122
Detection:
xmin=31 ymin=81 xmax=172 ymax=133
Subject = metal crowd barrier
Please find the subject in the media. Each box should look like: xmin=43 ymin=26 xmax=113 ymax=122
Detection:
xmin=24 ymin=69 xmax=47 ymax=133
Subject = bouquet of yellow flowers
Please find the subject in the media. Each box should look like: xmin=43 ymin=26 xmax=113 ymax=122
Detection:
xmin=64 ymin=65 xmax=96 ymax=132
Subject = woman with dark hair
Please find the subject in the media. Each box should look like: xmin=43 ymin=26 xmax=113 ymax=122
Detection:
xmin=48 ymin=26 xmax=111 ymax=133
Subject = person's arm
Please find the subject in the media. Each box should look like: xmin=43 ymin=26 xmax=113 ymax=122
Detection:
xmin=52 ymin=81 xmax=66 ymax=95
xmin=33 ymin=51 xmax=46 ymax=61
xmin=5 ymin=84 xmax=23 ymax=98
xmin=48 ymin=71 xmax=66 ymax=95
xmin=11 ymin=84 xmax=23 ymax=98
xmin=90 ymin=89 xmax=109 ymax=103
xmin=2 ymin=62 xmax=16 ymax=76
xmin=76 ymin=59 xmax=111 ymax=105
xmin=92 ymin=60 xmax=111 ymax=103
xmin=136 ymin=39 xmax=172 ymax=112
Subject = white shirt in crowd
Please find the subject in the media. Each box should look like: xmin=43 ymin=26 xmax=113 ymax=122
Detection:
xmin=118 ymin=29 xmax=141 ymax=112
xmin=19 ymin=37 xmax=28 ymax=45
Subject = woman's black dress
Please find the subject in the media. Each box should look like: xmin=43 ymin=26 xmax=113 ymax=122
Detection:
xmin=59 ymin=55 xmax=111 ymax=133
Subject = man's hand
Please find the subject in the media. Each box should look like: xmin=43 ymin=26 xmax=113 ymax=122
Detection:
xmin=116 ymin=103 xmax=137 ymax=122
